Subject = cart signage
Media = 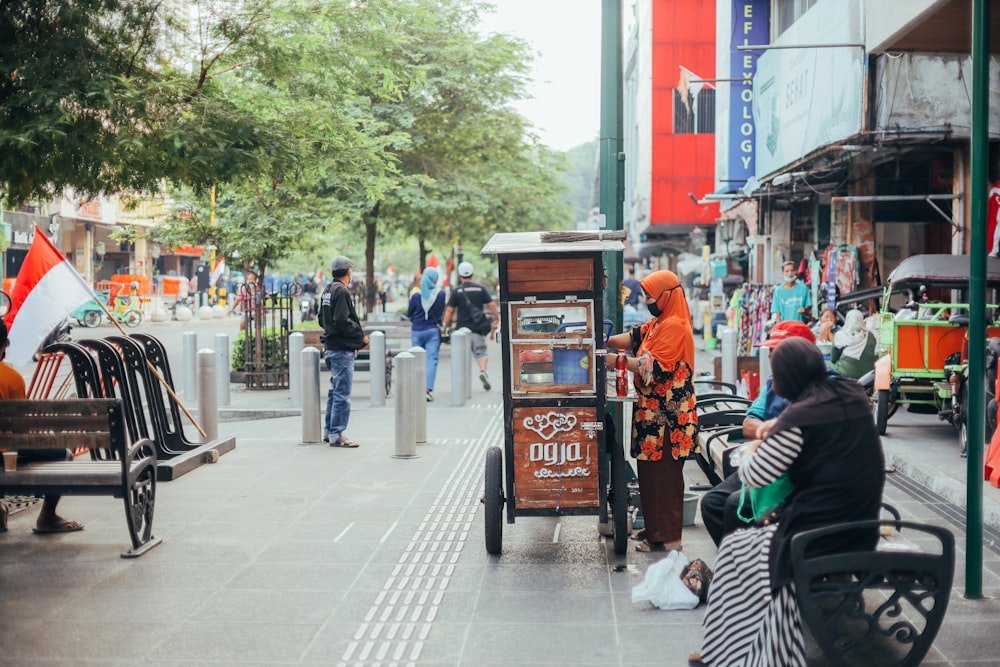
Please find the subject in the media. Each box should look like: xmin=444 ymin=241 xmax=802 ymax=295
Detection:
xmin=513 ymin=407 xmax=600 ymax=509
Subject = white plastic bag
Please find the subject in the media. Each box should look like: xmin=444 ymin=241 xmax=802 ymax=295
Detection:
xmin=631 ymin=550 xmax=700 ymax=610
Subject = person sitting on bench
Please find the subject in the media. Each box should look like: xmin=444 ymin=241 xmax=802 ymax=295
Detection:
xmin=700 ymin=320 xmax=816 ymax=547
xmin=690 ymin=337 xmax=884 ymax=667
xmin=0 ymin=319 xmax=84 ymax=534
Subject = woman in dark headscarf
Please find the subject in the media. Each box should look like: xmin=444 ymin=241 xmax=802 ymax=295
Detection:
xmin=691 ymin=337 xmax=884 ymax=667
xmin=606 ymin=270 xmax=698 ymax=552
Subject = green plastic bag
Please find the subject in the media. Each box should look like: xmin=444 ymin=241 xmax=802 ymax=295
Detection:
xmin=737 ymin=475 xmax=794 ymax=524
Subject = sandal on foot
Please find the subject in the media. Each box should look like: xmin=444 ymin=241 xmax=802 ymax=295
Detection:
xmin=630 ymin=529 xmax=647 ymax=541
xmin=329 ymin=437 xmax=359 ymax=448
xmin=688 ymin=651 xmax=706 ymax=666
xmin=33 ymin=519 xmax=84 ymax=534
xmin=634 ymin=539 xmax=667 ymax=552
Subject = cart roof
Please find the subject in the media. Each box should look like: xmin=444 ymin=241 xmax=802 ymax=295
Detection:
xmin=886 ymin=254 xmax=1000 ymax=287
xmin=481 ymin=231 xmax=625 ymax=256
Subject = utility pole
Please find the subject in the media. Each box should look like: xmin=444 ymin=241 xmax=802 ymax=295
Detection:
xmin=967 ymin=0 xmax=989 ymax=599
xmin=600 ymin=0 xmax=624 ymax=326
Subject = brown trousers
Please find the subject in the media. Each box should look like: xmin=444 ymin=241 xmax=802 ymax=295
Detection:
xmin=637 ymin=456 xmax=685 ymax=544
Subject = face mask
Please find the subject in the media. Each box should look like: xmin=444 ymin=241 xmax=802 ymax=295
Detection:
xmin=783 ymin=275 xmax=796 ymax=283
xmin=647 ymin=301 xmax=662 ymax=317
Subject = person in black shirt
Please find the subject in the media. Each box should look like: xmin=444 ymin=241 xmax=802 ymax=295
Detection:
xmin=318 ymin=256 xmax=368 ymax=447
xmin=443 ymin=261 xmax=499 ymax=390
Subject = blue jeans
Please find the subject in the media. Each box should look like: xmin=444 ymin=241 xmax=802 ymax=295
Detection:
xmin=324 ymin=350 xmax=355 ymax=440
xmin=411 ymin=327 xmax=441 ymax=391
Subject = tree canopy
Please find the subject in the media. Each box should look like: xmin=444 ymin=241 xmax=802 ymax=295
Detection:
xmin=0 ymin=0 xmax=574 ymax=292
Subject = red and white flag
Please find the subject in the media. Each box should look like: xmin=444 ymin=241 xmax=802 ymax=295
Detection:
xmin=210 ymin=256 xmax=226 ymax=286
xmin=3 ymin=225 xmax=96 ymax=365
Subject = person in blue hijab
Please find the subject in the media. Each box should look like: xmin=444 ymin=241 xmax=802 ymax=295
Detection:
xmin=406 ymin=266 xmax=446 ymax=401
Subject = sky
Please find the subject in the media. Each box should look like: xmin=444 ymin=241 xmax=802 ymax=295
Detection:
xmin=476 ymin=0 xmax=603 ymax=152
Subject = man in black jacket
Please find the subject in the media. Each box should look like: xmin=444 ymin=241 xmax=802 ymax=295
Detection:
xmin=319 ymin=256 xmax=368 ymax=447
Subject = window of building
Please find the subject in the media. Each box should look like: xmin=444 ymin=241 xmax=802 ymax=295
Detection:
xmin=772 ymin=0 xmax=818 ymax=40
xmin=673 ymin=87 xmax=716 ymax=135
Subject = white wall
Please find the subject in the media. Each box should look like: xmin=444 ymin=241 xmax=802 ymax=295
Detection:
xmin=866 ymin=0 xmax=948 ymax=54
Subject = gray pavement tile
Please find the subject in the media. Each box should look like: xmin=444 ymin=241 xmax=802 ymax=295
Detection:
xmin=50 ymin=584 xmax=215 ymax=622
xmin=450 ymin=621 xmax=621 ymax=663
xmin=148 ymin=621 xmax=323 ymax=663
xmin=477 ymin=562 xmax=621 ymax=592
xmin=189 ymin=588 xmax=339 ymax=624
xmin=471 ymin=590 xmax=616 ymax=625
xmin=0 ymin=618 xmax=162 ymax=661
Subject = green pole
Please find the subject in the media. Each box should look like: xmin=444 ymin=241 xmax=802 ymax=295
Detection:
xmin=600 ymin=0 xmax=623 ymax=328
xmin=967 ymin=0 xmax=989 ymax=599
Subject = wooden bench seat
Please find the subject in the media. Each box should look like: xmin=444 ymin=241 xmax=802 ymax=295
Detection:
xmin=0 ymin=399 xmax=162 ymax=558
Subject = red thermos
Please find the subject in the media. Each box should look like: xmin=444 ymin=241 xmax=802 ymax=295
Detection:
xmin=615 ymin=350 xmax=628 ymax=397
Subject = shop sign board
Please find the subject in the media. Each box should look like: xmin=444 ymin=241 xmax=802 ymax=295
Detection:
xmin=752 ymin=0 xmax=864 ymax=177
xmin=511 ymin=406 xmax=600 ymax=509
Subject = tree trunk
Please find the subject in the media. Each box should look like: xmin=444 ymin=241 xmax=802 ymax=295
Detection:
xmin=363 ymin=201 xmax=380 ymax=317
xmin=418 ymin=238 xmax=427 ymax=272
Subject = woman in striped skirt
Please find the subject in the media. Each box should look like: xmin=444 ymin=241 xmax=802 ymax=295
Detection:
xmin=691 ymin=337 xmax=885 ymax=666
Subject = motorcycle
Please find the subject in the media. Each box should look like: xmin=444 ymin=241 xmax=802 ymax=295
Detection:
xmin=300 ymin=292 xmax=316 ymax=322
xmin=33 ymin=318 xmax=72 ymax=361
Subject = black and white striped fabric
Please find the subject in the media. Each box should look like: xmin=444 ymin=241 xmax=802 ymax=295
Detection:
xmin=698 ymin=426 xmax=807 ymax=666
xmin=699 ymin=525 xmax=805 ymax=666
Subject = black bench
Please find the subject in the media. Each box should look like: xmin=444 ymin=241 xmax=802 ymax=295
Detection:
xmin=791 ymin=518 xmax=955 ymax=667
xmin=0 ymin=399 xmax=162 ymax=558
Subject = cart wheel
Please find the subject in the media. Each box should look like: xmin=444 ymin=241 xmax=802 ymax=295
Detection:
xmin=123 ymin=310 xmax=142 ymax=328
xmin=484 ymin=446 xmax=504 ymax=555
xmin=83 ymin=311 xmax=101 ymax=327
xmin=875 ymin=389 xmax=890 ymax=435
xmin=610 ymin=450 xmax=629 ymax=555
xmin=958 ymin=388 xmax=969 ymax=456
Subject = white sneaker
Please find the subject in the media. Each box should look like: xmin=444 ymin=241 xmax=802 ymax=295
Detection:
xmin=479 ymin=371 xmax=491 ymax=391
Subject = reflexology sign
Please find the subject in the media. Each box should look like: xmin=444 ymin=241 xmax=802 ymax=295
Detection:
xmin=512 ymin=407 xmax=600 ymax=509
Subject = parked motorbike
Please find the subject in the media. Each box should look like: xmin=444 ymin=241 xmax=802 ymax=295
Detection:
xmin=33 ymin=318 xmax=72 ymax=360
xmin=300 ymin=293 xmax=316 ymax=322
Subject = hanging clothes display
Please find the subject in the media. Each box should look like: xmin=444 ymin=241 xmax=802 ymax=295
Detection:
xmin=735 ymin=284 xmax=773 ymax=356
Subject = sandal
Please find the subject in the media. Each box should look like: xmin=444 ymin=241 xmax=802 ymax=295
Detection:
xmin=634 ymin=539 xmax=666 ymax=552
xmin=688 ymin=651 xmax=706 ymax=666
xmin=329 ymin=437 xmax=359 ymax=448
xmin=630 ymin=529 xmax=647 ymax=541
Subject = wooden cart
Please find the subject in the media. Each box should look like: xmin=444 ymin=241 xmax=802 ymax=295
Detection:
xmin=480 ymin=232 xmax=630 ymax=555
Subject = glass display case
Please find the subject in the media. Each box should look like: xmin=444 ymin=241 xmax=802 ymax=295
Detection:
xmin=508 ymin=300 xmax=599 ymax=394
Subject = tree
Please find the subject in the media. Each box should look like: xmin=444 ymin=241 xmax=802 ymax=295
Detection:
xmin=341 ymin=0 xmax=573 ymax=311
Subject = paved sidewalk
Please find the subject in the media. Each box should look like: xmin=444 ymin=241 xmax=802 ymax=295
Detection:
xmin=1 ymin=328 xmax=999 ymax=664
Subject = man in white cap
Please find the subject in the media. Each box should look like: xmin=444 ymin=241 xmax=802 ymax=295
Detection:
xmin=443 ymin=261 xmax=499 ymax=390
xmin=318 ymin=255 xmax=368 ymax=447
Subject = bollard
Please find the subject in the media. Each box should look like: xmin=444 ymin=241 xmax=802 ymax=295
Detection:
xmin=451 ymin=329 xmax=469 ymax=406
xmin=393 ymin=352 xmax=418 ymax=458
xmin=288 ymin=332 xmax=304 ymax=408
xmin=183 ymin=331 xmax=198 ymax=400
xmin=410 ymin=346 xmax=427 ymax=444
xmin=721 ymin=327 xmax=738 ymax=387
xmin=369 ymin=331 xmax=386 ymax=407
xmin=758 ymin=343 xmax=771 ymax=397
xmin=301 ymin=346 xmax=322 ymax=444
xmin=214 ymin=333 xmax=231 ymax=407
xmin=460 ymin=327 xmax=473 ymax=400
xmin=196 ymin=348 xmax=219 ymax=442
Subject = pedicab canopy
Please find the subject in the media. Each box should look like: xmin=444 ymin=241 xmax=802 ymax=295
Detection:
xmin=886 ymin=254 xmax=1000 ymax=288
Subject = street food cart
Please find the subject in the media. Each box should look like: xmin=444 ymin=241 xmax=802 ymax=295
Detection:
xmin=480 ymin=231 xmax=630 ymax=555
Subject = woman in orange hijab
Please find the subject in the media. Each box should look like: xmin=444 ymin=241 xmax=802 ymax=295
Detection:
xmin=606 ymin=270 xmax=698 ymax=552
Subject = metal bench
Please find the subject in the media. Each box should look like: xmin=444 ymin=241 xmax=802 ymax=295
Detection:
xmin=791 ymin=518 xmax=955 ymax=667
xmin=0 ymin=399 xmax=162 ymax=558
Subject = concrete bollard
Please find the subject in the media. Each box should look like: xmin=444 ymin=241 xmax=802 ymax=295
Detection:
xmin=721 ymin=327 xmax=738 ymax=387
xmin=214 ymin=333 xmax=231 ymax=407
xmin=288 ymin=332 xmax=304 ymax=408
xmin=301 ymin=346 xmax=322 ymax=444
xmin=410 ymin=345 xmax=427 ymax=444
xmin=393 ymin=352 xmax=418 ymax=458
xmin=369 ymin=331 xmax=386 ymax=406
xmin=451 ymin=329 xmax=469 ymax=406
xmin=183 ymin=331 xmax=197 ymax=400
xmin=460 ymin=327 xmax=473 ymax=400
xmin=758 ymin=343 xmax=771 ymax=396
xmin=196 ymin=348 xmax=218 ymax=443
